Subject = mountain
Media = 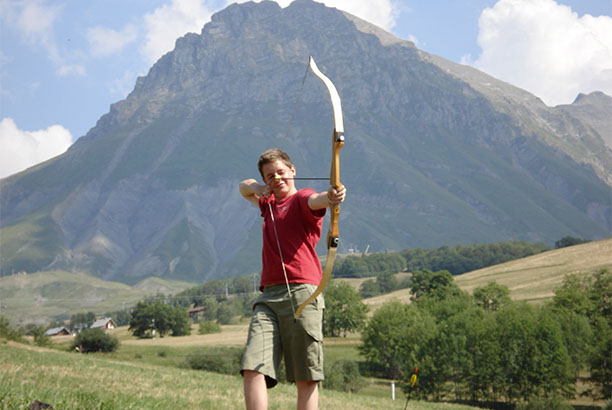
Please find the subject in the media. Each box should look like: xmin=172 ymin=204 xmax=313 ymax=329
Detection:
xmin=1 ymin=0 xmax=610 ymax=284
xmin=556 ymin=91 xmax=612 ymax=151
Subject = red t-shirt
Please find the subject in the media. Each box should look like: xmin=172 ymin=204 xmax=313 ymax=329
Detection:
xmin=259 ymin=189 xmax=326 ymax=289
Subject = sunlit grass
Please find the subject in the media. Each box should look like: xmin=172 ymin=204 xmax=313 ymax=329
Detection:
xmin=1 ymin=341 xmax=481 ymax=409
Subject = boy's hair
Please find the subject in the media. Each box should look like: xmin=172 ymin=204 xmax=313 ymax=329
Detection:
xmin=258 ymin=148 xmax=294 ymax=179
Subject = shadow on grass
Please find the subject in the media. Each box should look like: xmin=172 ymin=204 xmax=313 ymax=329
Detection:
xmin=452 ymin=400 xmax=603 ymax=410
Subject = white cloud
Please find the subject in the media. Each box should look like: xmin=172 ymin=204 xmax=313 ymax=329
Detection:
xmin=88 ymin=24 xmax=139 ymax=57
xmin=229 ymin=0 xmax=398 ymax=31
xmin=16 ymin=0 xmax=61 ymax=36
xmin=1 ymin=0 xmax=86 ymax=77
xmin=0 ymin=118 xmax=73 ymax=179
xmin=142 ymin=0 xmax=214 ymax=64
xmin=322 ymin=0 xmax=397 ymax=31
xmin=407 ymin=34 xmax=420 ymax=47
xmin=470 ymin=0 xmax=612 ymax=106
xmin=108 ymin=71 xmax=140 ymax=98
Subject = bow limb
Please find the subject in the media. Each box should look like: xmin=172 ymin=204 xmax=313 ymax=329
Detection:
xmin=294 ymin=57 xmax=345 ymax=319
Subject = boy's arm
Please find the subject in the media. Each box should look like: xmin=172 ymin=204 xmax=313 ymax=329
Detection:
xmin=308 ymin=185 xmax=346 ymax=211
xmin=239 ymin=179 xmax=268 ymax=207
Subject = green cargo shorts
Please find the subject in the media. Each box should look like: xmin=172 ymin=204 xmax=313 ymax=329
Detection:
xmin=240 ymin=283 xmax=325 ymax=388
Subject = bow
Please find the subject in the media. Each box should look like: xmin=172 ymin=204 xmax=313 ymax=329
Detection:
xmin=294 ymin=56 xmax=344 ymax=319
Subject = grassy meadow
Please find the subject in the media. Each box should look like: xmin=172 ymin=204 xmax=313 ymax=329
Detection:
xmin=1 ymin=336 xmax=481 ymax=410
xmin=2 ymin=239 xmax=610 ymax=409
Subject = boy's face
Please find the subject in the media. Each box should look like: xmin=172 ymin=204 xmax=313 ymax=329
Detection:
xmin=261 ymin=160 xmax=297 ymax=199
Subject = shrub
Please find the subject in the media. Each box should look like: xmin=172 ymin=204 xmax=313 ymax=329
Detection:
xmin=32 ymin=326 xmax=51 ymax=347
xmin=323 ymin=360 xmax=367 ymax=392
xmin=71 ymin=328 xmax=119 ymax=353
xmin=198 ymin=320 xmax=222 ymax=335
xmin=184 ymin=347 xmax=242 ymax=375
xmin=0 ymin=317 xmax=24 ymax=342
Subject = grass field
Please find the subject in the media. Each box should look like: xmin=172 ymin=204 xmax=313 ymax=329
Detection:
xmin=0 ymin=339 xmax=481 ymax=410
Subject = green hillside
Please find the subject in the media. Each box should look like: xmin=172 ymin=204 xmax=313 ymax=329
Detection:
xmin=354 ymin=238 xmax=612 ymax=310
xmin=0 ymin=270 xmax=194 ymax=325
xmin=2 ymin=239 xmax=609 ymax=325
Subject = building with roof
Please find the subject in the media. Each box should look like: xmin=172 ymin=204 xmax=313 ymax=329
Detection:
xmin=44 ymin=326 xmax=71 ymax=336
xmin=90 ymin=317 xmax=116 ymax=330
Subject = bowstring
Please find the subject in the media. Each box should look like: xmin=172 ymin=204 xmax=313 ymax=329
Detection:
xmin=281 ymin=60 xmax=311 ymax=150
xmin=268 ymin=201 xmax=296 ymax=317
xmin=268 ymin=58 xmax=312 ymax=315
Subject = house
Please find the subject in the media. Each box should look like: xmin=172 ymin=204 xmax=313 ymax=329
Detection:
xmin=44 ymin=326 xmax=71 ymax=336
xmin=91 ymin=317 xmax=116 ymax=330
xmin=188 ymin=306 xmax=206 ymax=319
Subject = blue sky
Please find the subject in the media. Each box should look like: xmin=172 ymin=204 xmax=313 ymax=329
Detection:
xmin=1 ymin=0 xmax=610 ymax=178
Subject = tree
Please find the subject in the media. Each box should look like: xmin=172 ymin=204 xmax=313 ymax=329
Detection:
xmin=112 ymin=310 xmax=131 ymax=326
xmin=589 ymin=269 xmax=611 ymax=322
xmin=71 ymin=328 xmax=119 ymax=353
xmin=69 ymin=312 xmax=96 ymax=332
xmin=334 ymin=255 xmax=372 ymax=277
xmin=360 ymin=301 xmax=435 ymax=379
xmin=586 ymin=270 xmax=611 ymax=399
xmin=473 ymin=281 xmax=511 ymax=311
xmin=552 ymin=270 xmax=611 ymax=398
xmin=402 ymin=240 xmax=549 ymax=275
xmin=31 ymin=326 xmax=51 ymax=347
xmin=129 ymin=301 xmax=190 ymax=338
xmin=216 ymin=299 xmax=243 ymax=324
xmin=552 ymin=274 xmax=593 ymax=317
xmin=493 ymin=303 xmax=573 ymax=401
xmin=323 ymin=281 xmax=368 ymax=337
xmin=588 ymin=316 xmax=612 ymax=399
xmin=554 ymin=236 xmax=589 ymax=249
xmin=410 ymin=269 xmax=461 ymax=302
xmin=376 ymin=271 xmax=398 ymax=294
xmin=168 ymin=303 xmax=191 ymax=336
xmin=230 ymin=275 xmax=252 ymax=295
xmin=0 ymin=317 xmax=23 ymax=342
xmin=202 ymin=297 xmax=219 ymax=321
xmin=544 ymin=303 xmax=593 ymax=378
xmin=359 ymin=279 xmax=380 ymax=298
xmin=416 ymin=306 xmax=495 ymax=401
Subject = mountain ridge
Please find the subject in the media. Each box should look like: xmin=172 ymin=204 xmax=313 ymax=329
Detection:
xmin=1 ymin=0 xmax=610 ymax=284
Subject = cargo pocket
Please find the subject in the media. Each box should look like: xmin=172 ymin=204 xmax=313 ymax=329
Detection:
xmin=296 ymin=291 xmax=324 ymax=371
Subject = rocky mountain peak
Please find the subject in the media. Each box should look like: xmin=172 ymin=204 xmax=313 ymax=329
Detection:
xmin=1 ymin=0 xmax=609 ymax=284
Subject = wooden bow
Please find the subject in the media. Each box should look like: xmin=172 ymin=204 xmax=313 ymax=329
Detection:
xmin=294 ymin=56 xmax=344 ymax=319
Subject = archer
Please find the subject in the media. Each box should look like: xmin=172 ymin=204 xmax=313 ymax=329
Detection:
xmin=239 ymin=148 xmax=346 ymax=410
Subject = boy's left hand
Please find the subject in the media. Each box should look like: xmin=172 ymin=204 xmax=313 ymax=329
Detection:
xmin=327 ymin=185 xmax=346 ymax=206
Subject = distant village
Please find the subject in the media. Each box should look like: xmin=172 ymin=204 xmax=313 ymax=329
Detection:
xmin=44 ymin=317 xmax=116 ymax=337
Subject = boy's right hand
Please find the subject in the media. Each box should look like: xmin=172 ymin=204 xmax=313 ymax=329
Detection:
xmin=240 ymin=179 xmax=268 ymax=206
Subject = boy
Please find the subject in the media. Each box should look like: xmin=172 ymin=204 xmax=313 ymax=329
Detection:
xmin=239 ymin=148 xmax=346 ymax=410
